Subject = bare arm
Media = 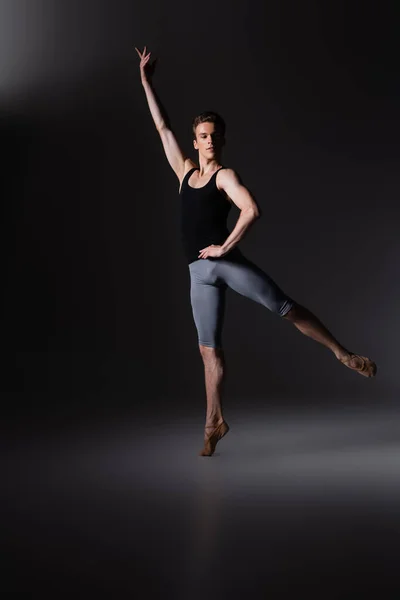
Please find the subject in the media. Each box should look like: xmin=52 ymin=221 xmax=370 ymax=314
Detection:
xmin=198 ymin=169 xmax=261 ymax=259
xmin=220 ymin=210 xmax=258 ymax=255
xmin=219 ymin=169 xmax=260 ymax=254
xmin=135 ymin=46 xmax=188 ymax=180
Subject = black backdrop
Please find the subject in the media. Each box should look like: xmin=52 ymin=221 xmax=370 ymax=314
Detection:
xmin=2 ymin=0 xmax=399 ymax=421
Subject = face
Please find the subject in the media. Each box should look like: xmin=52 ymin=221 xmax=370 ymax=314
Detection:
xmin=193 ymin=122 xmax=225 ymax=158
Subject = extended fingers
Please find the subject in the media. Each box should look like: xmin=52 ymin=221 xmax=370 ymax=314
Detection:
xmin=135 ymin=46 xmax=151 ymax=60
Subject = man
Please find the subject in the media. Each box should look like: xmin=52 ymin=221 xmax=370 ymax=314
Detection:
xmin=135 ymin=46 xmax=377 ymax=457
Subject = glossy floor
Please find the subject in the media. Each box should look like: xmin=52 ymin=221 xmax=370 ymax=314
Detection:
xmin=4 ymin=402 xmax=400 ymax=598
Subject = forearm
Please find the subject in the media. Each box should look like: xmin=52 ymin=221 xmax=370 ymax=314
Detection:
xmin=141 ymin=79 xmax=170 ymax=131
xmin=221 ymin=209 xmax=259 ymax=254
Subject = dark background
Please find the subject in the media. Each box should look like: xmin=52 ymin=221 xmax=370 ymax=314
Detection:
xmin=3 ymin=1 xmax=400 ymax=597
xmin=2 ymin=0 xmax=398 ymax=416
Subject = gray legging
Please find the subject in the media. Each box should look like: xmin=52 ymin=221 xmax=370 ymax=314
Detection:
xmin=189 ymin=253 xmax=295 ymax=348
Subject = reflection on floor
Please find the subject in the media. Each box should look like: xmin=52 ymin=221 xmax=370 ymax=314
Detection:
xmin=4 ymin=402 xmax=400 ymax=598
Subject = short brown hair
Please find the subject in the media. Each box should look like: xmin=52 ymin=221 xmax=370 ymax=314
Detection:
xmin=192 ymin=111 xmax=226 ymax=141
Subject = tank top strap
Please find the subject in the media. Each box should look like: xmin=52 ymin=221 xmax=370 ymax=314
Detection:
xmin=182 ymin=167 xmax=198 ymax=185
xmin=212 ymin=166 xmax=226 ymax=179
xmin=179 ymin=167 xmax=197 ymax=194
xmin=210 ymin=166 xmax=226 ymax=186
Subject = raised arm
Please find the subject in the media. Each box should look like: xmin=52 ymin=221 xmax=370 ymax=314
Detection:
xmin=135 ymin=46 xmax=189 ymax=181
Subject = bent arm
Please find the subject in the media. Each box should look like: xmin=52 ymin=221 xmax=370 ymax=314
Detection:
xmin=219 ymin=169 xmax=261 ymax=255
xmin=221 ymin=210 xmax=259 ymax=255
xmin=141 ymin=79 xmax=186 ymax=180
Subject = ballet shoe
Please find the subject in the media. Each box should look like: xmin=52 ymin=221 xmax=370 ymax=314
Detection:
xmin=199 ymin=420 xmax=230 ymax=457
xmin=339 ymin=352 xmax=377 ymax=378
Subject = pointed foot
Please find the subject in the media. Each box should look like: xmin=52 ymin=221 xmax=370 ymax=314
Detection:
xmin=339 ymin=352 xmax=377 ymax=378
xmin=199 ymin=420 xmax=230 ymax=456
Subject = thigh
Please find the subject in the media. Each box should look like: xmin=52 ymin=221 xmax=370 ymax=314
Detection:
xmin=215 ymin=255 xmax=294 ymax=316
xmin=189 ymin=260 xmax=227 ymax=348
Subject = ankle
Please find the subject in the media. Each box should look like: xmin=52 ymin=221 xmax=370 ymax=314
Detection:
xmin=205 ymin=416 xmax=223 ymax=427
xmin=334 ymin=347 xmax=350 ymax=361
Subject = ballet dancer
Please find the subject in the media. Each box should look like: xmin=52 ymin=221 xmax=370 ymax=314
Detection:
xmin=135 ymin=46 xmax=377 ymax=457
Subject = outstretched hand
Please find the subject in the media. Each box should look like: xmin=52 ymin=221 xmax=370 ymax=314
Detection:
xmin=198 ymin=245 xmax=227 ymax=259
xmin=135 ymin=45 xmax=157 ymax=83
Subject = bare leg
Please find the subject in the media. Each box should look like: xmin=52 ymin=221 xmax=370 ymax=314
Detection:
xmin=284 ymin=303 xmax=377 ymax=376
xmin=198 ymin=345 xmax=230 ymax=456
xmin=283 ymin=303 xmax=348 ymax=358
xmin=199 ymin=345 xmax=225 ymax=426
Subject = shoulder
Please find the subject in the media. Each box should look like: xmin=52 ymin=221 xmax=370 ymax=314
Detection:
xmin=181 ymin=158 xmax=197 ymax=180
xmin=216 ymin=167 xmax=242 ymax=192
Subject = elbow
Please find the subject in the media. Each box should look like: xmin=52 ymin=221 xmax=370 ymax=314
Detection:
xmin=247 ymin=207 xmax=261 ymax=220
xmin=240 ymin=204 xmax=261 ymax=221
xmin=254 ymin=203 xmax=262 ymax=219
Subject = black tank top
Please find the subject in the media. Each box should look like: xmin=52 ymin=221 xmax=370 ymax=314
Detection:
xmin=179 ymin=166 xmax=242 ymax=264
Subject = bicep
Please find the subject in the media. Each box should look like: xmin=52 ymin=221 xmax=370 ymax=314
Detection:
xmin=158 ymin=127 xmax=186 ymax=180
xmin=222 ymin=170 xmax=261 ymax=215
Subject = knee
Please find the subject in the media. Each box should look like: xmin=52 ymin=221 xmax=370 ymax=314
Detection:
xmin=199 ymin=343 xmax=223 ymax=361
xmin=282 ymin=302 xmax=298 ymax=321
xmin=199 ymin=343 xmax=219 ymax=355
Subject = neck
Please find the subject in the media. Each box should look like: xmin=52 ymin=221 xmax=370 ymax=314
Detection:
xmin=198 ymin=155 xmax=223 ymax=175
